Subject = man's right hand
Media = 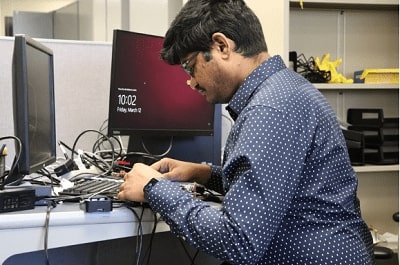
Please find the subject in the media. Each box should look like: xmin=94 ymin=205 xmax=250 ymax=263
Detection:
xmin=151 ymin=158 xmax=211 ymax=185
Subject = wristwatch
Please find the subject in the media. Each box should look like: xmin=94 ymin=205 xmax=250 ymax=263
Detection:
xmin=143 ymin=178 xmax=159 ymax=199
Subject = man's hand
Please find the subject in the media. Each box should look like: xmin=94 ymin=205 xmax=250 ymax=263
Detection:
xmin=151 ymin=158 xmax=211 ymax=185
xmin=117 ymin=163 xmax=163 ymax=202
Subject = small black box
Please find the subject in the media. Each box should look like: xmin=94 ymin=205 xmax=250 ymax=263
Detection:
xmin=80 ymin=196 xmax=112 ymax=212
xmin=364 ymin=145 xmax=399 ymax=165
xmin=347 ymin=108 xmax=384 ymax=127
xmin=0 ymin=188 xmax=35 ymax=213
xmin=348 ymin=126 xmax=384 ymax=145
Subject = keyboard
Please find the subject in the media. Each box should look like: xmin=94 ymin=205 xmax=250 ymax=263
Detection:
xmin=59 ymin=177 xmax=122 ymax=198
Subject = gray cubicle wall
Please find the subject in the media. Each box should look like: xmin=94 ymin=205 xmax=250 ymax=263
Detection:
xmin=53 ymin=2 xmax=80 ymax=40
xmin=13 ymin=11 xmax=54 ymax=39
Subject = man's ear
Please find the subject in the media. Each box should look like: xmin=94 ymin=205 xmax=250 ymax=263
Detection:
xmin=211 ymin=32 xmax=232 ymax=58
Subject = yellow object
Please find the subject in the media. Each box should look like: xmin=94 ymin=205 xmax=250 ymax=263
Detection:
xmin=360 ymin=68 xmax=399 ymax=84
xmin=299 ymin=0 xmax=303 ymax=9
xmin=315 ymin=53 xmax=353 ymax=84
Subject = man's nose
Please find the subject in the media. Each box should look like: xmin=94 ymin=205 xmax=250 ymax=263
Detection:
xmin=186 ymin=78 xmax=198 ymax=90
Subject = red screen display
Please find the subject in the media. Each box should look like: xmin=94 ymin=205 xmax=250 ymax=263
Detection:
xmin=108 ymin=30 xmax=214 ymax=136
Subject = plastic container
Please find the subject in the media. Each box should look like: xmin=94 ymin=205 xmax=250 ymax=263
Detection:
xmin=359 ymin=68 xmax=399 ymax=84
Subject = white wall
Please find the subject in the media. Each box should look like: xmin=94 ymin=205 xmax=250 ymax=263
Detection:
xmin=246 ymin=1 xmax=289 ymax=62
xmin=106 ymin=0 xmax=130 ymax=41
xmin=129 ymin=0 xmax=169 ymax=37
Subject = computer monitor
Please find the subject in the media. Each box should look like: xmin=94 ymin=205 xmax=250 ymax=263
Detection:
xmin=107 ymin=30 xmax=215 ymax=137
xmin=108 ymin=30 xmax=221 ymax=165
xmin=6 ymin=35 xmax=57 ymax=185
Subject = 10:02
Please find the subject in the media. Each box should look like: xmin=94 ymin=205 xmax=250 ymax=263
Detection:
xmin=117 ymin=94 xmax=136 ymax=106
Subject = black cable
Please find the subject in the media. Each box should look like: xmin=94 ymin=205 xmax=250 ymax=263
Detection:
xmin=99 ymin=119 xmax=109 ymax=133
xmin=190 ymin=249 xmax=200 ymax=265
xmin=136 ymin=207 xmax=145 ymax=265
xmin=121 ymin=151 xmax=160 ymax=164
xmin=36 ymin=167 xmax=61 ymax=186
xmin=126 ymin=205 xmax=144 ymax=265
xmin=92 ymin=135 xmax=123 ymax=160
xmin=58 ymin=140 xmax=78 ymax=157
xmin=70 ymin=129 xmax=116 ymax=176
xmin=94 ymin=119 xmax=124 ymax=161
xmin=178 ymin=237 xmax=199 ymax=265
xmin=43 ymin=200 xmax=57 ymax=265
xmin=296 ymin=53 xmax=331 ymax=83
xmin=141 ymin=212 xmax=160 ymax=265
xmin=0 ymin=135 xmax=22 ymax=188
xmin=140 ymin=136 xmax=173 ymax=158
xmin=80 ymin=152 xmax=110 ymax=172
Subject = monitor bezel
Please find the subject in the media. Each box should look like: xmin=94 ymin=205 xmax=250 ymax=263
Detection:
xmin=7 ymin=34 xmax=57 ymax=185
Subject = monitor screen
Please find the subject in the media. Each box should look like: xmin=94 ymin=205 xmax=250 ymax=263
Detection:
xmin=107 ymin=30 xmax=215 ymax=137
xmin=7 ymin=35 xmax=57 ymax=185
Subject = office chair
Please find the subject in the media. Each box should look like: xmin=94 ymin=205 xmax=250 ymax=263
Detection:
xmin=374 ymin=212 xmax=399 ymax=264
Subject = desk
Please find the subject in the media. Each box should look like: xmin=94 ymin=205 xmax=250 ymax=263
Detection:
xmin=0 ymin=203 xmax=170 ymax=263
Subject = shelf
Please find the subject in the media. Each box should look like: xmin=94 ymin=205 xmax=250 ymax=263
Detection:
xmin=290 ymin=0 xmax=399 ymax=9
xmin=290 ymin=0 xmax=399 ymax=237
xmin=314 ymin=83 xmax=399 ymax=90
xmin=353 ymin=164 xmax=399 ymax=173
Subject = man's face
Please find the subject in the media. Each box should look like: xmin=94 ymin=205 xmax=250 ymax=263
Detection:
xmin=182 ymin=50 xmax=237 ymax=104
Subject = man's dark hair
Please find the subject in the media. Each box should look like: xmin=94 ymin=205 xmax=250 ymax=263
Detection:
xmin=160 ymin=0 xmax=268 ymax=65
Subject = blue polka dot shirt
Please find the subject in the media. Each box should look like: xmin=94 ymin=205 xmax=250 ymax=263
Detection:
xmin=147 ymin=55 xmax=374 ymax=265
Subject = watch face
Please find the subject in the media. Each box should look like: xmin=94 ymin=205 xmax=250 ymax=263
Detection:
xmin=144 ymin=178 xmax=159 ymax=194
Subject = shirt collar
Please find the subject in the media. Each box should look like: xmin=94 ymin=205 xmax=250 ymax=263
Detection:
xmin=226 ymin=55 xmax=286 ymax=121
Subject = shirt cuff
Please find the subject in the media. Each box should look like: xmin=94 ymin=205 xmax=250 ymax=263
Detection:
xmin=205 ymin=165 xmax=224 ymax=194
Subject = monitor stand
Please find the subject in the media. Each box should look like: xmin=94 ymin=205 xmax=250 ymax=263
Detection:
xmin=126 ymin=105 xmax=222 ymax=166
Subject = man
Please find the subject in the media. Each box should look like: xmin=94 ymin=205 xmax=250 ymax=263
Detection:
xmin=118 ymin=0 xmax=374 ymax=264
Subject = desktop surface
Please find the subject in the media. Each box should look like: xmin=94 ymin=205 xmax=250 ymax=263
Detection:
xmin=0 ymin=202 xmax=169 ymax=263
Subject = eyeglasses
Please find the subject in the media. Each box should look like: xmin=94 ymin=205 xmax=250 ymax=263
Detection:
xmin=181 ymin=52 xmax=199 ymax=77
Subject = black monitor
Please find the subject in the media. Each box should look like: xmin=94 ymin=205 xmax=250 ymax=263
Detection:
xmin=6 ymin=35 xmax=57 ymax=185
xmin=108 ymin=30 xmax=221 ymax=165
